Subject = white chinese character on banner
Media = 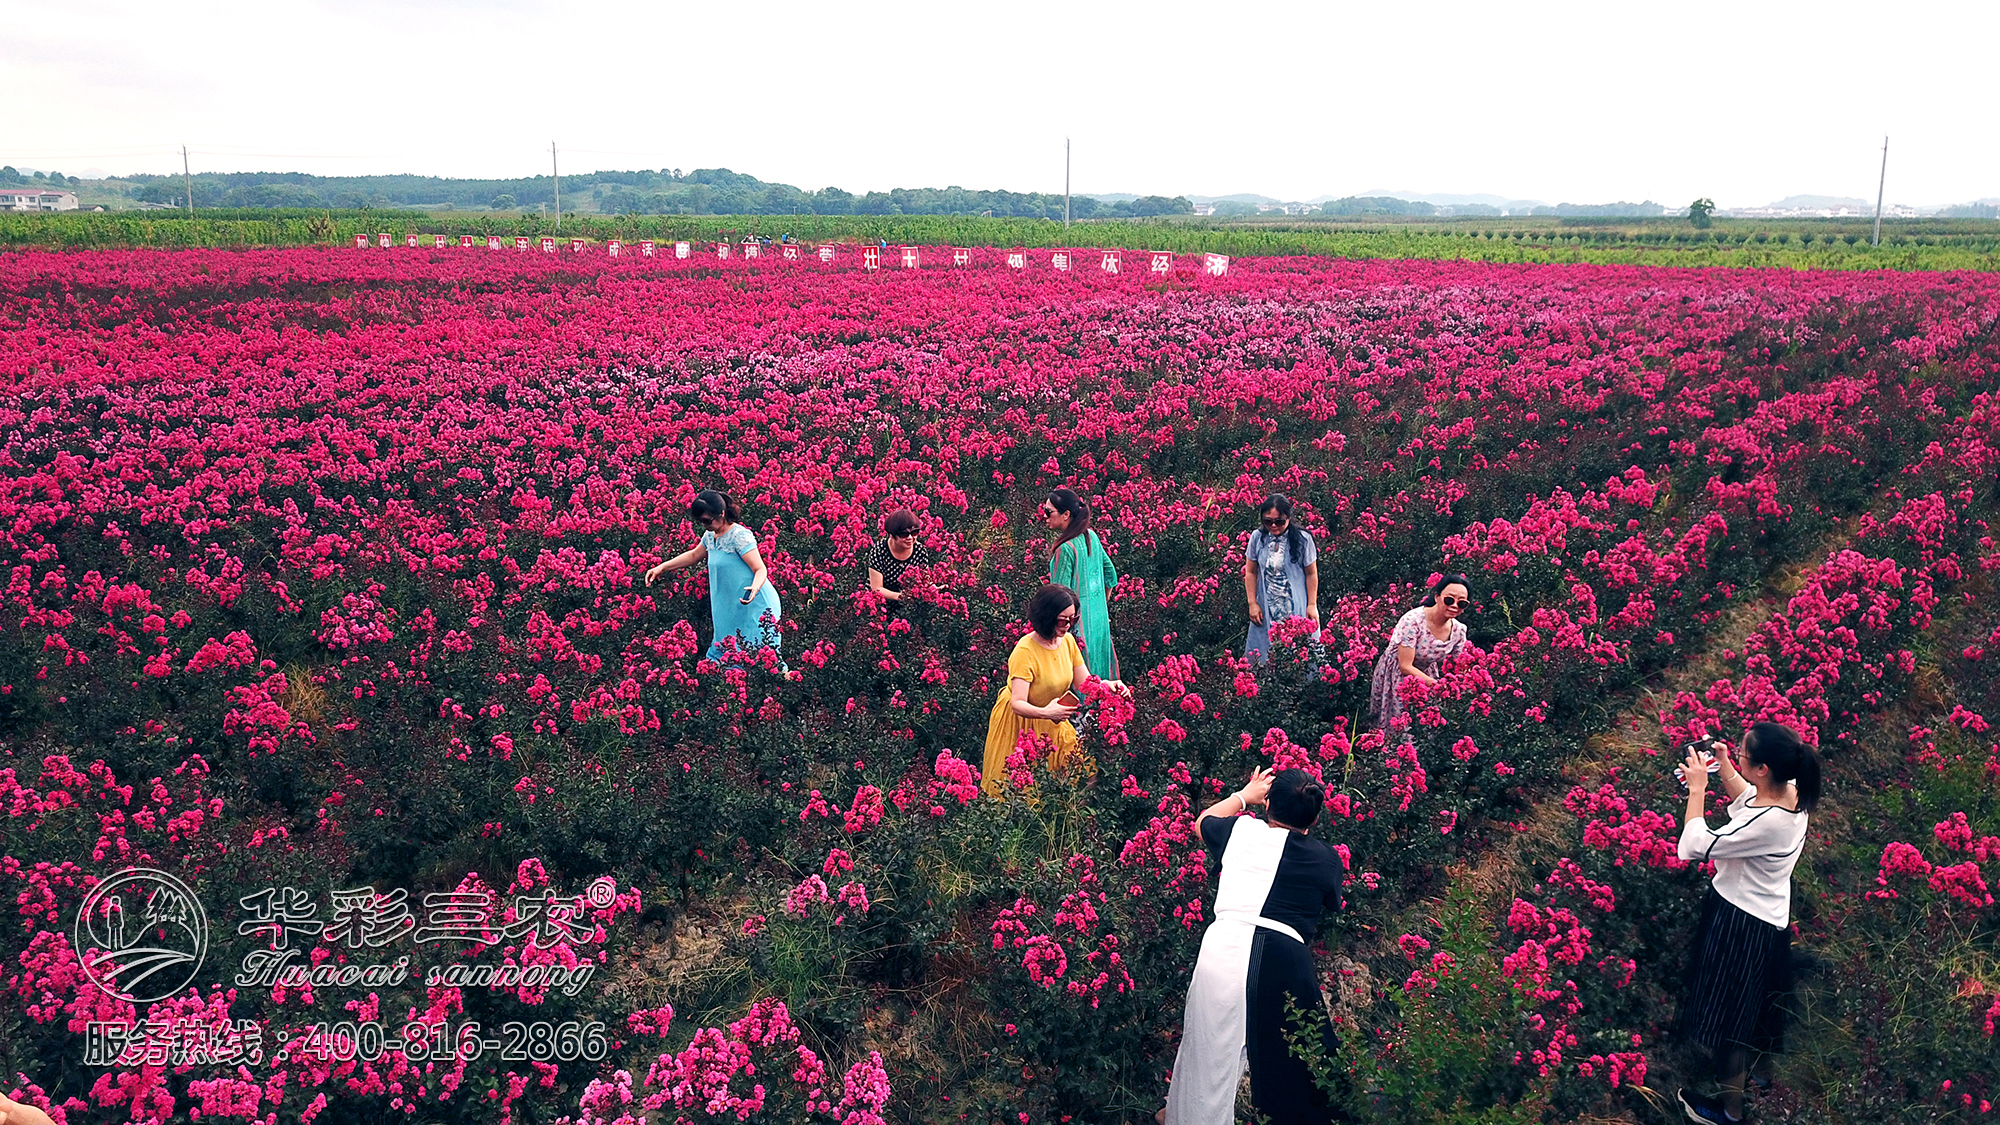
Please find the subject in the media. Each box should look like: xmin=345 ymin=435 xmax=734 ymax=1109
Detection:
xmin=434 ymin=234 xmax=449 ymax=249
xmin=1204 ymin=253 xmax=1229 ymax=277
xmin=406 ymin=234 xmax=419 ymax=249
xmin=675 ymin=241 xmax=691 ymax=259
xmin=641 ymin=240 xmax=655 ymax=256
xmin=1006 ymin=251 xmax=1026 ymax=269
xmin=607 ymin=240 xmax=622 ymax=257
xmin=461 ymin=235 xmax=477 ymax=249
xmin=900 ymin=246 xmax=919 ymax=269
xmin=862 ymin=246 xmax=880 ymax=270
xmin=515 ymin=237 xmax=531 ymax=251
xmin=818 ymin=245 xmax=836 ymax=263
xmin=353 ymin=235 xmax=369 ymax=249
xmin=570 ymin=238 xmax=586 ymax=253
xmin=487 ymin=236 xmax=501 ymax=251
xmin=782 ymin=244 xmax=800 ymax=260
xmin=1150 ymin=251 xmax=1173 ymax=274
xmin=541 ymin=238 xmax=557 ymax=253
xmin=952 ymin=247 xmax=970 ymax=266
xmin=1100 ymin=250 xmax=1120 ymax=274
xmin=1052 ymin=251 xmax=1071 ymax=272
xmin=377 ymin=233 xmax=392 ymax=249
xmin=744 ymin=243 xmax=760 ymax=259
xmin=716 ymin=243 xmax=731 ymax=260
xmin=325 ymin=887 xmax=416 ymax=949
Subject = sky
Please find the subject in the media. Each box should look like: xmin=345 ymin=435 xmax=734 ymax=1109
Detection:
xmin=5 ymin=0 xmax=1996 ymax=208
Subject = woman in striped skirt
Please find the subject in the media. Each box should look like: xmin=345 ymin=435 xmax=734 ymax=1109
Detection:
xmin=1674 ymin=722 xmax=1821 ymax=1125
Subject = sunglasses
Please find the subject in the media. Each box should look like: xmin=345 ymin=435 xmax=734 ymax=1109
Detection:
xmin=1441 ymin=595 xmax=1467 ymax=608
xmin=1262 ymin=516 xmax=1288 ymax=528
xmin=1039 ymin=504 xmax=1059 ymax=518
xmin=1055 ymin=611 xmax=1079 ymax=626
xmin=888 ymin=529 xmax=916 ymax=539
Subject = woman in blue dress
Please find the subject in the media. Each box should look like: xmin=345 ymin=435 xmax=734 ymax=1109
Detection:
xmin=645 ymin=489 xmax=790 ymax=673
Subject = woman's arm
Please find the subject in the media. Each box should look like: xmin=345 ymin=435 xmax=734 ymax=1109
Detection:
xmin=1396 ymin=644 xmax=1436 ymax=684
xmin=1243 ymin=555 xmax=1262 ymax=625
xmin=739 ymin=545 xmax=771 ymax=604
xmin=1710 ymin=739 xmax=1750 ymax=801
xmin=1009 ymin=677 xmax=1073 ymax=721
xmin=867 ymin=568 xmax=902 ymax=602
xmin=1303 ymin=559 xmax=1319 ymax=623
xmin=1197 ymin=767 xmax=1274 ymax=828
xmin=645 ymin=543 xmax=708 ymax=585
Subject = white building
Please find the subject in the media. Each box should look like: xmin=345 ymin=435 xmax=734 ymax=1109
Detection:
xmin=0 ymin=188 xmax=79 ymax=212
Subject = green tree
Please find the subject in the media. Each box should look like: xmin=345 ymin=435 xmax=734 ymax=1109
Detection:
xmin=490 ymin=194 xmax=517 ymax=210
xmin=1688 ymin=197 xmax=1716 ymax=229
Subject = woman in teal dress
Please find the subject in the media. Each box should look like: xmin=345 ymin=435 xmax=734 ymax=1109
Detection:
xmin=645 ymin=489 xmax=790 ymax=674
xmin=1042 ymin=488 xmax=1119 ymax=681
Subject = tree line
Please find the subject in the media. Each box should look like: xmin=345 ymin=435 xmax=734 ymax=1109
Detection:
xmin=118 ymin=167 xmax=1190 ymax=219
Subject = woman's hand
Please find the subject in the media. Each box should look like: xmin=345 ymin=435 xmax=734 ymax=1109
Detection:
xmin=1710 ymin=738 xmax=1740 ymax=781
xmin=740 ymin=585 xmax=758 ymax=605
xmin=1683 ymin=745 xmax=1712 ymax=796
xmin=1240 ymin=766 xmax=1275 ymax=809
xmin=1041 ymin=699 xmax=1078 ymax=721
xmin=1306 ymin=602 xmax=1320 ymax=625
xmin=1249 ymin=601 xmax=1264 ymax=626
xmin=1101 ymin=679 xmax=1134 ymax=700
xmin=644 ymin=561 xmax=672 ymax=586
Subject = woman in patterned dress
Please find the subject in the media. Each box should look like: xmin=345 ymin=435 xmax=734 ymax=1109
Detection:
xmin=1369 ymin=573 xmax=1470 ymax=731
xmin=1242 ymin=495 xmax=1321 ymax=666
xmin=865 ymin=507 xmax=932 ymax=608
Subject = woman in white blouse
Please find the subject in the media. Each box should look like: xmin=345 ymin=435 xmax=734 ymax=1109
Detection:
xmin=1674 ymin=722 xmax=1822 ymax=1125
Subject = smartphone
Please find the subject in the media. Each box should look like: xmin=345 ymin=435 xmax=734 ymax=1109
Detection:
xmin=1673 ymin=741 xmax=1721 ymax=785
xmin=1055 ymin=690 xmax=1083 ymax=711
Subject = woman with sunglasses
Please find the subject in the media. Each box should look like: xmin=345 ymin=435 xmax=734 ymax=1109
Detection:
xmin=644 ymin=489 xmax=789 ymax=674
xmin=981 ymin=583 xmax=1131 ymax=796
xmin=866 ymin=508 xmax=932 ymax=607
xmin=1243 ymin=495 xmax=1321 ymax=666
xmin=1042 ymin=489 xmax=1121 ymax=681
xmin=1369 ymin=573 xmax=1470 ymax=732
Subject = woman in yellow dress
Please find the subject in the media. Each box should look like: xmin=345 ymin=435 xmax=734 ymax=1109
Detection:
xmin=982 ymin=584 xmax=1131 ymax=796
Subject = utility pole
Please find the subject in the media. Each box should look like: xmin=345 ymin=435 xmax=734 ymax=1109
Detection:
xmin=1056 ymin=137 xmax=1072 ymax=229
xmin=1871 ymin=135 xmax=1888 ymax=248
xmin=182 ymin=146 xmax=193 ymax=215
xmin=552 ymin=141 xmax=561 ymax=231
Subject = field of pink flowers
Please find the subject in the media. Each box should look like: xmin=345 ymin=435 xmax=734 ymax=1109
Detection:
xmin=3 ymin=244 xmax=1999 ymax=1124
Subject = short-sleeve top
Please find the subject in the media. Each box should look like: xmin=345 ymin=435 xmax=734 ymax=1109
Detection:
xmin=1005 ymin=631 xmax=1087 ymax=708
xmin=1385 ymin=605 xmax=1466 ymax=672
xmin=1199 ymin=815 xmax=1346 ymax=942
xmin=865 ymin=538 xmax=933 ymax=592
xmin=703 ymin=524 xmax=758 ymax=558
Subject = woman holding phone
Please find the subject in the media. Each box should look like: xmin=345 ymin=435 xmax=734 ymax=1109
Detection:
xmin=644 ymin=489 xmax=790 ymax=674
xmin=981 ymin=584 xmax=1130 ymax=796
xmin=1674 ymin=722 xmax=1820 ymax=1125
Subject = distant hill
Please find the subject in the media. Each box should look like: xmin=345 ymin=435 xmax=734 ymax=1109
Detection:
xmin=24 ymin=165 xmax=1193 ymax=220
xmin=1765 ymin=194 xmax=1872 ymax=211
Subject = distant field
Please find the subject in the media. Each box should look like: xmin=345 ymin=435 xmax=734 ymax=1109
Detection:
xmin=4 ymin=208 xmax=1998 ymax=270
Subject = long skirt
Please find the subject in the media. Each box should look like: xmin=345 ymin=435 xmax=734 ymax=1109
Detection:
xmin=1675 ymin=887 xmax=1794 ymax=1055
xmin=1164 ymin=919 xmax=1339 ymax=1125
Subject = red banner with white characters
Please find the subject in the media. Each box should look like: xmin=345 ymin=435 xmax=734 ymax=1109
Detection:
xmin=1204 ymin=253 xmax=1229 ymax=277
xmin=1150 ymin=252 xmax=1172 ymax=274
xmin=1052 ymin=250 xmax=1072 ymax=272
xmin=818 ymin=245 xmax=836 ymax=263
xmin=1100 ymin=250 xmax=1120 ymax=274
xmin=862 ymin=246 xmax=880 ymax=271
xmin=1006 ymin=250 xmax=1026 ymax=269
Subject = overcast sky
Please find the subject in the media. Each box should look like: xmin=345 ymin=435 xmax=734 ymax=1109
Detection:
xmin=6 ymin=0 xmax=1994 ymax=207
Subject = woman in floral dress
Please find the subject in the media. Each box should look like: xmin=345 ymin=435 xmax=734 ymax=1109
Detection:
xmin=1369 ymin=574 xmax=1470 ymax=731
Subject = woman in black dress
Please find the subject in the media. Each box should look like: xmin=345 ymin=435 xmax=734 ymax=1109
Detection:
xmin=865 ymin=508 xmax=932 ymax=606
xmin=1162 ymin=767 xmax=1346 ymax=1125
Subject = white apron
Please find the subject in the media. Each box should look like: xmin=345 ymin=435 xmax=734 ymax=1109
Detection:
xmin=1163 ymin=817 xmax=1303 ymax=1125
